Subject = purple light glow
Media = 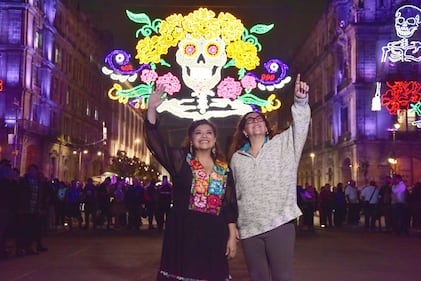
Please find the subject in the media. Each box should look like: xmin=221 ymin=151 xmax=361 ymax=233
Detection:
xmin=246 ymin=58 xmax=288 ymax=85
xmin=105 ymin=50 xmax=150 ymax=75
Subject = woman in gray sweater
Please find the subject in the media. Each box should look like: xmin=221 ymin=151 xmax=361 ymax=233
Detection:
xmin=229 ymin=74 xmax=311 ymax=281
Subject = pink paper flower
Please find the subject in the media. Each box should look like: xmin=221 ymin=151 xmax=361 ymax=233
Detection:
xmin=217 ymin=77 xmax=243 ymax=99
xmin=140 ymin=69 xmax=158 ymax=83
xmin=156 ymin=72 xmax=181 ymax=95
xmin=241 ymin=75 xmax=257 ymax=89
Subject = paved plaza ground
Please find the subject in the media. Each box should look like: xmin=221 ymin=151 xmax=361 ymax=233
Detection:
xmin=1 ymin=223 xmax=421 ymax=281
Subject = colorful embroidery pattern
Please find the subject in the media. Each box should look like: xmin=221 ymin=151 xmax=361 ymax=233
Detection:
xmin=186 ymin=153 xmax=228 ymax=215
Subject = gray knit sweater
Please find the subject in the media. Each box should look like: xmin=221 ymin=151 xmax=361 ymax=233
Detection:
xmin=230 ymin=96 xmax=311 ymax=239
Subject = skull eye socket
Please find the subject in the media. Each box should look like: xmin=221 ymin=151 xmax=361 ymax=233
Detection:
xmin=407 ymin=17 xmax=416 ymax=25
xmin=396 ymin=17 xmax=405 ymax=24
xmin=206 ymin=43 xmax=219 ymax=57
xmin=183 ymin=43 xmax=197 ymax=57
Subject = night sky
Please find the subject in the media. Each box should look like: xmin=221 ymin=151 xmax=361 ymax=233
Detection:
xmin=77 ymin=0 xmax=330 ymax=62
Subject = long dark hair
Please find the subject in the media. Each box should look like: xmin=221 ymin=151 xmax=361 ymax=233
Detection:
xmin=183 ymin=119 xmax=225 ymax=162
xmin=228 ymin=111 xmax=273 ymax=160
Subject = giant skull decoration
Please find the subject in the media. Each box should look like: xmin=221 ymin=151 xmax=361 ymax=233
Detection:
xmin=395 ymin=5 xmax=421 ymax=39
xmin=176 ymin=34 xmax=227 ymax=93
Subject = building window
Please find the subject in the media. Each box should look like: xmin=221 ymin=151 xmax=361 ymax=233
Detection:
xmin=55 ymin=47 xmax=62 ymax=65
xmin=86 ymin=102 xmax=90 ymax=116
xmin=8 ymin=10 xmax=22 ymax=45
xmin=35 ymin=30 xmax=42 ymax=49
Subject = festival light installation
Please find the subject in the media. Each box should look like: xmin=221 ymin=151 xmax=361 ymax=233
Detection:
xmin=381 ymin=4 xmax=421 ymax=63
xmin=372 ymin=4 xmax=421 ymax=129
xmin=102 ymin=8 xmax=290 ymax=120
xmin=381 ymin=81 xmax=421 ymax=115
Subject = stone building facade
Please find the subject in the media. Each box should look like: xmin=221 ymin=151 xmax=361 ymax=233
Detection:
xmin=0 ymin=0 xmax=148 ymax=181
xmin=293 ymin=0 xmax=421 ymax=188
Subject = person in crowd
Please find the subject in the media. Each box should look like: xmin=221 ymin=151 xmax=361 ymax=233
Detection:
xmin=360 ymin=180 xmax=380 ymax=231
xmin=66 ymin=180 xmax=83 ymax=230
xmin=145 ymin=82 xmax=238 ymax=281
xmin=333 ymin=182 xmax=347 ymax=228
xmin=16 ymin=164 xmax=49 ymax=255
xmin=126 ymin=177 xmax=144 ymax=230
xmin=345 ymin=179 xmax=360 ymax=226
xmin=378 ymin=176 xmax=393 ymax=232
xmin=81 ymin=178 xmax=97 ymax=230
xmin=144 ymin=179 xmax=158 ymax=230
xmin=97 ymin=177 xmax=113 ymax=230
xmin=300 ymin=183 xmax=317 ymax=231
xmin=319 ymin=183 xmax=334 ymax=228
xmin=111 ymin=178 xmax=127 ymax=228
xmin=229 ymin=74 xmax=310 ymax=281
xmin=0 ymin=160 xmax=19 ymax=258
xmin=391 ymin=174 xmax=409 ymax=236
xmin=54 ymin=181 xmax=68 ymax=229
xmin=155 ymin=175 xmax=173 ymax=232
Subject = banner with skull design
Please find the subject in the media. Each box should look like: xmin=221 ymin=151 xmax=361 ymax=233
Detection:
xmin=102 ymin=8 xmax=291 ymax=120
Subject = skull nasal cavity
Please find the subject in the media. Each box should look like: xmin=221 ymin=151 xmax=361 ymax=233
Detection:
xmin=197 ymin=54 xmax=206 ymax=64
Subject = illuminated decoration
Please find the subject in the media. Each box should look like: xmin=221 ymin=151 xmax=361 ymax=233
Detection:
xmin=381 ymin=5 xmax=421 ymax=63
xmin=0 ymin=79 xmax=3 ymax=92
xmin=381 ymin=81 xmax=421 ymax=115
xmin=410 ymin=101 xmax=421 ymax=116
xmin=371 ymin=82 xmax=382 ymax=111
xmin=102 ymin=8 xmax=290 ymax=120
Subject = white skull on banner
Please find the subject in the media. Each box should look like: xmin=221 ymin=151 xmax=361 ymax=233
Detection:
xmin=176 ymin=34 xmax=227 ymax=93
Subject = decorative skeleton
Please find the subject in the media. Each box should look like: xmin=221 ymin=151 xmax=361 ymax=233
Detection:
xmin=381 ymin=5 xmax=421 ymax=63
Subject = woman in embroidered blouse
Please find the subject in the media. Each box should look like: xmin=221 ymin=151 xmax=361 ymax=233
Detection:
xmin=229 ymin=74 xmax=311 ymax=281
xmin=145 ymin=83 xmax=238 ymax=281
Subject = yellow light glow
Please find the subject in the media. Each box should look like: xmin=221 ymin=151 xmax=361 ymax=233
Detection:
xmin=261 ymin=94 xmax=281 ymax=113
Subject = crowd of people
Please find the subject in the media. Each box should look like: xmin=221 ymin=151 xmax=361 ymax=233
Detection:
xmin=0 ymin=158 xmax=174 ymax=259
xmin=296 ymin=175 xmax=421 ymax=236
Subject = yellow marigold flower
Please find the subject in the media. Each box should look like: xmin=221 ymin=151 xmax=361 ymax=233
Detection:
xmin=159 ymin=14 xmax=186 ymax=46
xmin=226 ymin=41 xmax=260 ymax=70
xmin=182 ymin=8 xmax=221 ymax=39
xmin=218 ymin=12 xmax=244 ymax=44
xmin=135 ymin=36 xmax=165 ymax=64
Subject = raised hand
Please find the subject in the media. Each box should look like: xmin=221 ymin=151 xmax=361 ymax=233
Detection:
xmin=148 ymin=82 xmax=166 ymax=110
xmin=294 ymin=73 xmax=309 ymax=99
xmin=147 ymin=82 xmax=167 ymax=124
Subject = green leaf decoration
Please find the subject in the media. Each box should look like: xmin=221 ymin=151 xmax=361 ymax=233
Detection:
xmin=238 ymin=68 xmax=246 ymax=79
xmin=238 ymin=93 xmax=270 ymax=106
xmin=116 ymin=83 xmax=153 ymax=98
xmin=159 ymin=59 xmax=171 ymax=67
xmin=250 ymin=24 xmax=274 ymax=35
xmin=224 ymin=59 xmax=236 ymax=69
xmin=126 ymin=10 xmax=152 ymax=25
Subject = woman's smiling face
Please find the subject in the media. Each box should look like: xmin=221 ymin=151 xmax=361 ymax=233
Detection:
xmin=242 ymin=112 xmax=268 ymax=137
xmin=191 ymin=124 xmax=217 ymax=151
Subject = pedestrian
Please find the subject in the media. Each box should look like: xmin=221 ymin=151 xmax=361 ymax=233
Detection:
xmin=319 ymin=183 xmax=334 ymax=228
xmin=345 ymin=179 xmax=360 ymax=225
xmin=391 ymin=174 xmax=409 ymax=236
xmin=360 ymin=180 xmax=380 ymax=231
xmin=145 ymin=82 xmax=238 ymax=281
xmin=333 ymin=182 xmax=347 ymax=228
xmin=126 ymin=177 xmax=144 ymax=230
xmin=155 ymin=175 xmax=173 ymax=232
xmin=229 ymin=74 xmax=310 ymax=281
xmin=144 ymin=179 xmax=158 ymax=230
xmin=16 ymin=164 xmax=49 ymax=255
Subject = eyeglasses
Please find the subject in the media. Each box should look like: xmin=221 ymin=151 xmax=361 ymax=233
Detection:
xmin=245 ymin=115 xmax=265 ymax=124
